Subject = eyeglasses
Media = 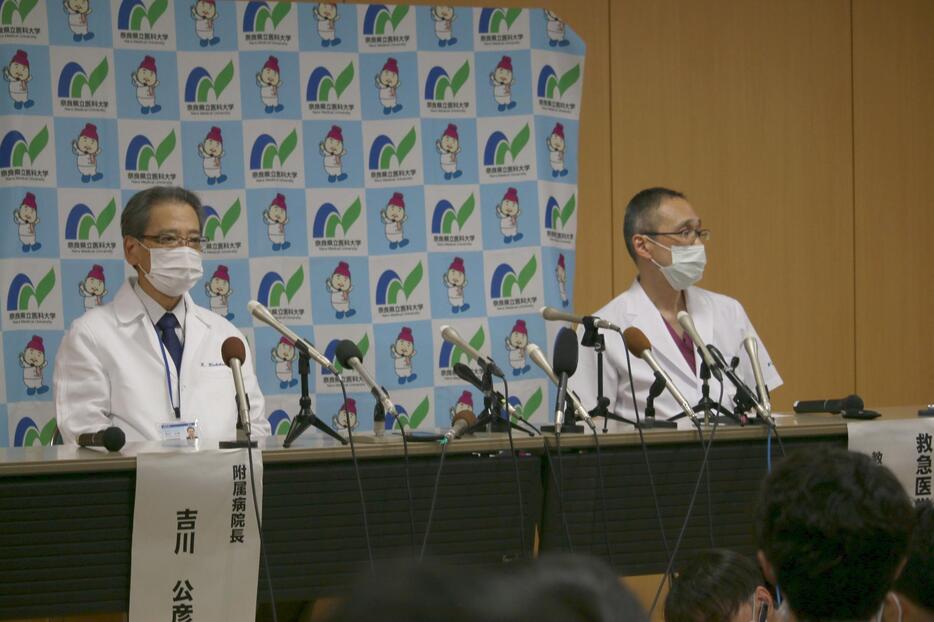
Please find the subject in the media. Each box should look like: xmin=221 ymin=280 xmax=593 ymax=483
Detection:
xmin=140 ymin=234 xmax=208 ymax=250
xmin=642 ymin=228 xmax=711 ymax=243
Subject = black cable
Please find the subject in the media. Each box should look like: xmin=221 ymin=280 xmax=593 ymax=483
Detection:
xmin=771 ymin=421 xmax=786 ymax=457
xmin=246 ymin=437 xmax=277 ymax=622
xmin=399 ymin=424 xmax=417 ymax=556
xmin=419 ymin=440 xmax=447 ymax=561
xmin=622 ymin=344 xmax=672 ymax=562
xmin=500 ymin=375 xmax=528 ymax=558
xmin=340 ymin=381 xmax=374 ymax=572
xmin=543 ymin=429 xmax=575 ymax=552
xmin=591 ymin=426 xmax=613 ymax=565
xmin=648 ymin=382 xmax=725 ymax=618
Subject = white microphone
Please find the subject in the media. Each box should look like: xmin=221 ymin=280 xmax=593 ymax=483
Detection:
xmin=439 ymin=324 xmax=504 ymax=378
xmin=334 ymin=339 xmax=397 ymax=423
xmin=742 ymin=334 xmax=773 ymax=420
xmin=221 ymin=336 xmax=251 ymax=437
xmin=247 ymin=300 xmax=338 ymax=375
xmin=675 ymin=311 xmax=722 ymax=381
xmin=622 ymin=327 xmax=699 ymax=425
xmin=527 ymin=343 xmax=595 ymax=430
xmin=444 ymin=410 xmax=477 ymax=443
xmin=540 ymin=306 xmax=621 ymax=332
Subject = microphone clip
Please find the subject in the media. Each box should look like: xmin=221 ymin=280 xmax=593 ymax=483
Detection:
xmin=579 ymin=315 xmax=606 ymax=351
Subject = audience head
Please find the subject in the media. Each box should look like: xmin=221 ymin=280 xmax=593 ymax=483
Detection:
xmin=892 ymin=501 xmax=934 ymax=620
xmin=327 ymin=554 xmax=648 ymax=622
xmin=664 ymin=548 xmax=773 ymax=622
xmin=756 ymin=448 xmax=914 ymax=621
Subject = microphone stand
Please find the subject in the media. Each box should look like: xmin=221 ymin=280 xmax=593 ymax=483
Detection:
xmin=636 ymin=372 xmax=677 ymax=429
xmin=677 ymin=358 xmax=740 ymax=426
xmin=283 ymin=351 xmax=347 ymax=447
xmin=472 ymin=364 xmax=535 ymax=436
xmin=579 ymin=317 xmax=632 ymax=431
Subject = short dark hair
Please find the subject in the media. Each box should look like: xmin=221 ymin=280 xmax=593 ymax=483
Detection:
xmin=121 ymin=186 xmax=203 ymax=238
xmin=894 ymin=501 xmax=934 ymax=611
xmin=622 ymin=187 xmax=685 ymax=262
xmin=756 ymin=448 xmax=914 ymax=621
xmin=665 ymin=549 xmax=762 ymax=622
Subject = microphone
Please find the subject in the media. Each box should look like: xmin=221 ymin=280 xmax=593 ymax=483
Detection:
xmin=248 ymin=300 xmax=338 ymax=375
xmin=675 ymin=311 xmax=722 ymax=381
xmin=793 ymin=394 xmax=864 ymax=414
xmin=334 ymin=339 xmax=398 ymax=426
xmin=222 ymin=336 xmax=252 ymax=437
xmin=706 ymin=344 xmax=768 ymax=420
xmin=77 ymin=426 xmax=126 ymax=452
xmin=443 ymin=409 xmax=477 ymax=443
xmin=552 ymin=327 xmax=579 ymax=434
xmin=452 ymin=362 xmax=518 ymax=419
xmin=540 ymin=306 xmax=621 ymax=332
xmin=439 ymin=324 xmax=504 ymax=378
xmin=622 ymin=327 xmax=698 ymax=424
xmin=742 ymin=334 xmax=772 ymax=419
xmin=527 ymin=343 xmax=595 ymax=429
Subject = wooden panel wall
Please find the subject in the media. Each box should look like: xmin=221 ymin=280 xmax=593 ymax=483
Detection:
xmin=606 ymin=1 xmax=856 ymax=410
xmin=853 ymin=0 xmax=934 ymax=406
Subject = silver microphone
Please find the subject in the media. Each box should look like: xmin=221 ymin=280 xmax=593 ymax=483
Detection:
xmin=439 ymin=324 xmax=504 ymax=378
xmin=247 ymin=300 xmax=338 ymax=375
xmin=527 ymin=343 xmax=595 ymax=430
xmin=675 ymin=311 xmax=722 ymax=381
xmin=622 ymin=327 xmax=699 ymax=425
xmin=221 ymin=337 xmax=251 ymax=437
xmin=742 ymin=334 xmax=773 ymax=420
xmin=540 ymin=306 xmax=621 ymax=332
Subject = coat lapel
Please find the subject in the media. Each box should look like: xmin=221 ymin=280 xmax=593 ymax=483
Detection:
xmin=622 ymin=280 xmax=697 ymax=385
xmin=179 ymin=295 xmax=210 ymax=390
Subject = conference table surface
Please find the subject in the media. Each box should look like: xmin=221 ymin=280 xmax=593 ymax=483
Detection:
xmin=0 ymin=407 xmax=924 ymax=619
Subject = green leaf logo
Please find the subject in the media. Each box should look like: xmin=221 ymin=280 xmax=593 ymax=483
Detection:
xmin=385 ymin=262 xmax=424 ymax=304
xmin=452 ymin=194 xmax=475 ymax=232
xmin=78 ymin=199 xmax=117 ymax=240
xmin=378 ymin=127 xmax=417 ymax=169
xmin=397 ymin=396 xmax=431 ymax=430
xmin=491 ymin=124 xmax=530 ymax=166
xmin=544 ymin=64 xmax=581 ymax=99
xmin=268 ymin=265 xmax=304 ymax=307
xmin=431 ymin=60 xmax=471 ymax=100
xmin=137 ymin=130 xmax=176 ymax=171
xmin=204 ymin=198 xmax=242 ymax=241
xmin=512 ymin=388 xmax=543 ymax=422
xmin=266 ymin=129 xmax=297 ymax=168
xmin=451 ymin=328 xmax=486 ymax=366
xmin=333 ymin=62 xmax=355 ymax=98
xmin=337 ymin=197 xmax=361 ymax=234
xmin=8 ymin=126 xmax=49 ymax=168
xmin=198 ymin=61 xmax=235 ymax=102
xmin=128 ymin=0 xmax=168 ymax=30
xmin=255 ymin=1 xmax=291 ymax=31
xmin=496 ymin=255 xmax=537 ymax=298
xmin=0 ymin=0 xmax=38 ymax=25
xmin=22 ymin=419 xmax=59 ymax=447
xmin=17 ymin=268 xmax=56 ymax=310
xmin=70 ymin=58 xmax=110 ymax=98
xmin=375 ymin=5 xmax=408 ymax=34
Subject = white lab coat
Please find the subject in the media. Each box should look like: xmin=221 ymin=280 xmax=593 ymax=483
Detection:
xmin=54 ymin=279 xmax=269 ymax=443
xmin=569 ymin=279 xmax=782 ymax=425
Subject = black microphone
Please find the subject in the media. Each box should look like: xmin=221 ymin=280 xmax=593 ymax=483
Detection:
xmin=706 ymin=344 xmax=768 ymax=420
xmin=78 ymin=426 xmax=126 ymax=452
xmin=335 ymin=339 xmax=396 ymax=437
xmin=552 ymin=327 xmax=579 ymax=434
xmin=793 ymin=394 xmax=864 ymax=414
xmin=452 ymin=362 xmax=520 ymax=419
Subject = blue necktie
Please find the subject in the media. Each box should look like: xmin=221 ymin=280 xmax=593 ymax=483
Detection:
xmin=157 ymin=313 xmax=183 ymax=375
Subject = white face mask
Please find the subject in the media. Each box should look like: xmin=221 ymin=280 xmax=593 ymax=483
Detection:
xmin=646 ymin=237 xmax=706 ymax=290
xmin=138 ymin=243 xmax=203 ymax=297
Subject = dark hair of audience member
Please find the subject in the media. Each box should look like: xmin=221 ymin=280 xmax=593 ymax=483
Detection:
xmin=326 ymin=554 xmax=648 ymax=622
xmin=664 ymin=548 xmax=763 ymax=622
xmin=756 ymin=448 xmax=915 ymax=621
xmin=893 ymin=500 xmax=934 ymax=612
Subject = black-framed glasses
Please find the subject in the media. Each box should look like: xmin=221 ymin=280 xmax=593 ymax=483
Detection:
xmin=139 ymin=234 xmax=209 ymax=250
xmin=642 ymin=229 xmax=711 ymax=243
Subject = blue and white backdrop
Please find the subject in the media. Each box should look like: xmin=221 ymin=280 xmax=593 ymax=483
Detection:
xmin=0 ymin=1 xmax=583 ymax=446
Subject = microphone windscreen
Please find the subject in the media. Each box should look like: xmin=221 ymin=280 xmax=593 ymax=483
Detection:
xmin=102 ymin=426 xmax=126 ymax=452
xmin=622 ymin=327 xmax=651 ymax=358
xmin=221 ymin=336 xmax=247 ymax=366
xmin=334 ymin=339 xmax=363 ymax=368
xmin=552 ymin=327 xmax=579 ymax=375
xmin=843 ymin=394 xmax=864 ymax=411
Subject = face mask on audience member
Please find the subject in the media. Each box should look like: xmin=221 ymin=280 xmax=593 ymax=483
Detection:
xmin=645 ymin=236 xmax=707 ymax=290
xmin=138 ymin=243 xmax=204 ymax=297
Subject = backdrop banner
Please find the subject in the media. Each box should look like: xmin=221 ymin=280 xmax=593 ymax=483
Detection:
xmin=0 ymin=1 xmax=584 ymax=445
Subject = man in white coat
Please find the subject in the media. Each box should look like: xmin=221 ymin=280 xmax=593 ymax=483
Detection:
xmin=54 ymin=186 xmax=269 ymax=443
xmin=569 ymin=187 xmax=781 ymax=424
